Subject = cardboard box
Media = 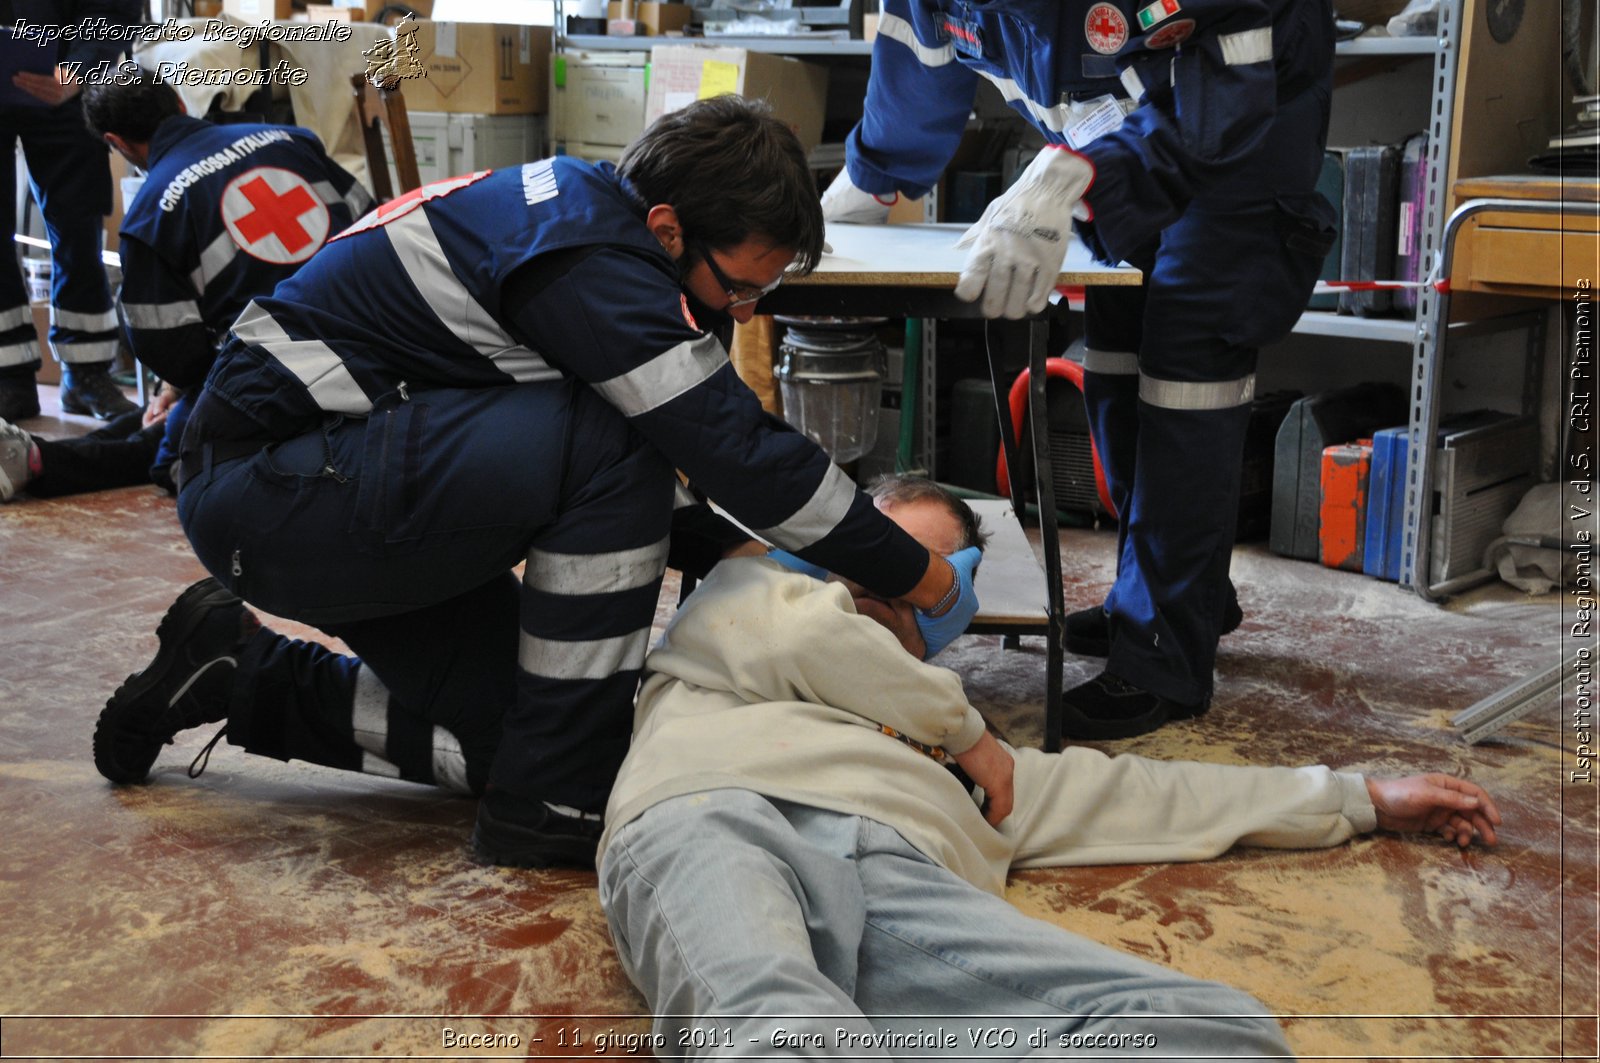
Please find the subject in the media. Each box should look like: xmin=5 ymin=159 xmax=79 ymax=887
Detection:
xmin=222 ymin=0 xmax=294 ymax=19
xmin=551 ymin=49 xmax=649 ymax=151
xmin=401 ymin=21 xmax=551 ymax=115
xmin=646 ymin=45 xmax=829 ymax=153
xmin=304 ymin=5 xmax=355 ymax=21
xmin=605 ymin=1 xmax=692 ymax=35
xmin=396 ymin=111 xmax=547 ymax=186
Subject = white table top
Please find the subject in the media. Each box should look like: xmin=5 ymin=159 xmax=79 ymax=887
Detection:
xmin=800 ymin=222 xmax=1142 ymax=288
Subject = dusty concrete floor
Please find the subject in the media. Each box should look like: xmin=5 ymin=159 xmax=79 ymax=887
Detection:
xmin=0 ymin=386 xmax=1594 ymax=1060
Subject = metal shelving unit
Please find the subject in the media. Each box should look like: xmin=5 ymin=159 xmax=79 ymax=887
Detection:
xmin=1285 ymin=10 xmax=1467 ymax=596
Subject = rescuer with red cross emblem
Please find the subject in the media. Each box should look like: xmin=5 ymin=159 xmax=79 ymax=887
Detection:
xmin=824 ymin=0 xmax=1338 ymax=739
xmin=0 ymin=72 xmax=371 ymax=505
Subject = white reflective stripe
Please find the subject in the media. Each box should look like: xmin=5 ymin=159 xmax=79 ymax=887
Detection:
xmin=351 ymin=664 xmax=390 ymax=758
xmin=0 ymin=306 xmax=32 ymax=331
xmin=384 ymin=208 xmax=524 ymax=362
xmin=525 ymin=537 xmax=670 ymax=596
xmin=347 ymin=665 xmax=387 ymax=755
xmin=593 ymin=333 xmax=726 ymax=418
xmin=757 ymin=461 xmax=857 ymax=550
xmin=1139 ymin=372 xmax=1256 ymax=410
xmin=51 ymin=338 xmax=120 ymax=363
xmin=877 ymin=11 xmax=956 ymax=67
xmin=122 ymin=300 xmax=203 ymax=331
xmin=50 ymin=306 xmax=119 ymax=332
xmin=976 ymin=70 xmax=1074 ymax=132
xmin=233 ymin=301 xmax=372 ymax=415
xmin=1119 ymin=65 xmax=1145 ymax=101
xmin=314 ymin=179 xmax=374 ymax=218
xmin=1219 ymin=27 xmax=1273 ymax=65
xmin=0 ymin=339 xmax=40 ymax=367
xmin=191 ymin=229 xmax=239 ymax=291
xmin=431 ymin=727 xmax=472 ymax=794
xmin=485 ymin=346 xmax=559 ymax=383
xmin=1082 ymin=348 xmax=1139 ymax=375
xmin=360 ymin=751 xmax=402 ymax=779
xmin=518 ymin=628 xmax=652 ymax=681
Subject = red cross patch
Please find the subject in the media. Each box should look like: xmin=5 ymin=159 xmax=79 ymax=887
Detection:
xmin=1085 ymin=2 xmax=1129 ymax=55
xmin=221 ymin=168 xmax=331 ymax=265
xmin=1145 ymin=16 xmax=1195 ymax=48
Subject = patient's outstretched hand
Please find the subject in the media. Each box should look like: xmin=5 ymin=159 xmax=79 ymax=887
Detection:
xmin=1367 ymin=774 xmax=1501 ymax=848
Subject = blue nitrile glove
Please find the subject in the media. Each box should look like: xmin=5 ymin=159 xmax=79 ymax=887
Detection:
xmin=767 ymin=548 xmax=829 ymax=581
xmin=915 ymin=546 xmax=982 ymax=659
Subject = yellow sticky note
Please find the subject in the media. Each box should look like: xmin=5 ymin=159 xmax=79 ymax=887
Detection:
xmin=697 ymin=60 xmax=739 ymax=99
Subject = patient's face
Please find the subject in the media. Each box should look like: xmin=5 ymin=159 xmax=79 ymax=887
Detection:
xmin=844 ymin=497 xmax=964 ymax=657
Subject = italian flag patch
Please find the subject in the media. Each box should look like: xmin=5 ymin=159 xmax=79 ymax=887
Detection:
xmin=1137 ymin=0 xmax=1180 ymax=30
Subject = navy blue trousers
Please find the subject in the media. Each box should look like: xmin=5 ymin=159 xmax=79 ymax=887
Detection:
xmin=1080 ymin=79 xmax=1336 ymax=706
xmin=0 ymin=101 xmax=118 ymax=373
xmin=178 ymin=382 xmax=674 ymax=810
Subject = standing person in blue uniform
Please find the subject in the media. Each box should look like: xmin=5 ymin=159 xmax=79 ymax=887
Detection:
xmin=824 ymin=0 xmax=1337 ymax=738
xmin=91 ymin=96 xmax=983 ymax=870
xmin=0 ymin=0 xmax=143 ymax=422
xmin=0 ymin=72 xmax=373 ymax=503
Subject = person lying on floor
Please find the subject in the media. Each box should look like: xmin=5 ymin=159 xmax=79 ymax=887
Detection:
xmin=597 ymin=474 xmax=1501 ymax=1060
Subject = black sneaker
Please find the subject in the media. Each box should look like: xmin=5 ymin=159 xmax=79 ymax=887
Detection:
xmin=0 ymin=379 xmax=40 ymax=422
xmin=471 ymin=790 xmax=603 ymax=869
xmin=94 ymin=578 xmax=257 ymax=784
xmin=60 ymin=367 xmax=138 ymax=420
xmin=1065 ymin=588 xmax=1245 ymax=658
xmin=1061 ymin=671 xmax=1208 ymax=741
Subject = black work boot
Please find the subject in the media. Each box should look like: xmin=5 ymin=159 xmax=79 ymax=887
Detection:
xmin=1061 ymin=671 xmax=1209 ymax=741
xmin=0 ymin=376 xmax=40 ymax=422
xmin=60 ymin=364 xmax=138 ymax=419
xmin=471 ymin=786 xmax=603 ymax=869
xmin=1065 ymin=583 xmax=1245 ymax=658
xmin=94 ymin=578 xmax=259 ymax=784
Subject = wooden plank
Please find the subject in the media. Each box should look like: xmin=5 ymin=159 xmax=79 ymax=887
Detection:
xmin=1454 ymin=175 xmax=1600 ymax=204
xmin=967 ymin=499 xmax=1050 ymax=626
xmin=796 ymin=222 xmax=1141 ymax=288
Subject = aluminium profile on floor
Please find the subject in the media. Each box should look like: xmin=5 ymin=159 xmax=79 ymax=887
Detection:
xmin=1452 ymin=661 xmax=1563 ymax=744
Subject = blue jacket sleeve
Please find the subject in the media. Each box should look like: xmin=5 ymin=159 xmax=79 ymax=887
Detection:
xmin=843 ymin=0 xmax=980 ymax=198
xmin=117 ymin=236 xmax=216 ymax=390
xmin=505 ymin=248 xmax=931 ymax=599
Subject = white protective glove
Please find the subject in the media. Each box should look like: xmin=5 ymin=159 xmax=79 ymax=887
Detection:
xmin=821 ymin=167 xmax=898 ymax=225
xmin=953 ymin=146 xmax=1095 ymax=319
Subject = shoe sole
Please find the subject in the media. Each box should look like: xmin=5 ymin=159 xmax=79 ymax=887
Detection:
xmin=471 ymin=804 xmax=599 ymax=869
xmin=93 ymin=578 xmax=241 ymax=785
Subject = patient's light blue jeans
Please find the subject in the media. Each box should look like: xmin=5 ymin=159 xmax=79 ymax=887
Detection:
xmin=598 ymin=789 xmax=1293 ymax=1060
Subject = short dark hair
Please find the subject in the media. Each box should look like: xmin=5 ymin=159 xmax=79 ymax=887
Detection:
xmin=82 ymin=72 xmax=182 ymax=144
xmin=618 ymin=94 xmax=824 ymax=275
xmin=868 ymin=475 xmax=990 ymax=552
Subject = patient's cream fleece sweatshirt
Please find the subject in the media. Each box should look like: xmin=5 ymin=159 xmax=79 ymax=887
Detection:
xmin=600 ymin=558 xmax=1376 ymax=896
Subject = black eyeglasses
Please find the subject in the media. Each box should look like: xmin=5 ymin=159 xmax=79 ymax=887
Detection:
xmin=693 ymin=239 xmax=785 ymax=308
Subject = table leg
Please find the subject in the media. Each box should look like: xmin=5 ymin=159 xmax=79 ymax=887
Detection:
xmin=1026 ymin=319 xmax=1066 ymax=752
